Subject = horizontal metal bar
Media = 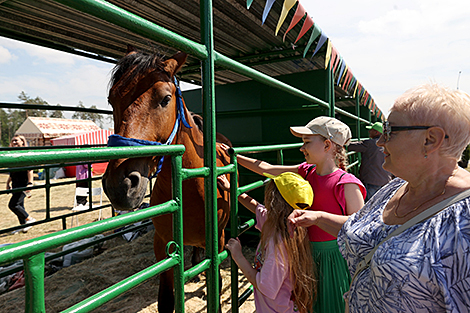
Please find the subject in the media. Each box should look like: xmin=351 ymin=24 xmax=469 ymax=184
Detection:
xmin=237 ymin=219 xmax=255 ymax=237
xmin=231 ymin=143 xmax=302 ymax=155
xmin=215 ymin=53 xmax=330 ymax=109
xmin=184 ymin=259 xmax=211 ymax=283
xmin=0 ymin=146 xmax=185 ymax=168
xmin=181 ymin=167 xmax=210 ymax=180
xmin=54 ymin=0 xmax=208 ymax=60
xmin=346 ymin=160 xmax=359 ymax=170
xmin=238 ymin=285 xmax=254 ymax=306
xmin=237 ymin=179 xmax=269 ymax=195
xmin=61 ymin=257 xmax=179 ymax=313
xmin=0 ymin=201 xmax=178 ymax=265
xmin=215 ymin=164 xmax=236 ymax=176
xmin=0 ymin=102 xmax=112 ymax=115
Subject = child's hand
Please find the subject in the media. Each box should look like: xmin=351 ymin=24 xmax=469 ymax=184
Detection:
xmin=287 ymin=210 xmax=320 ymax=237
xmin=217 ymin=174 xmax=231 ymax=191
xmin=219 ymin=143 xmax=231 ymax=155
xmin=225 ymin=237 xmax=243 ymax=259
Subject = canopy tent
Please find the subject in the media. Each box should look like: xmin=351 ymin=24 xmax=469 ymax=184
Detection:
xmin=50 ymin=129 xmax=114 ymax=146
xmin=15 ymin=117 xmax=101 ymax=146
xmin=51 ymin=129 xmax=114 ymax=176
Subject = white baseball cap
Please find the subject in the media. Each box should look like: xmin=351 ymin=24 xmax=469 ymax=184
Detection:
xmin=290 ymin=116 xmax=352 ymax=146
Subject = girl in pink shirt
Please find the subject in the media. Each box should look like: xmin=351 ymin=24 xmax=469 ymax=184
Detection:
xmin=223 ymin=172 xmax=316 ymax=313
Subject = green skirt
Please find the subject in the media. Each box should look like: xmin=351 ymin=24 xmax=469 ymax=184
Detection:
xmin=311 ymin=240 xmax=351 ymax=313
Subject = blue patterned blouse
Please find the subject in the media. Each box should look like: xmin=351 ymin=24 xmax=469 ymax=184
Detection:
xmin=338 ymin=178 xmax=470 ymax=312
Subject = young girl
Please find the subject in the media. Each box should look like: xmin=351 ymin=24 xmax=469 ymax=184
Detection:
xmin=223 ymin=172 xmax=316 ymax=313
xmin=222 ymin=116 xmax=366 ymax=313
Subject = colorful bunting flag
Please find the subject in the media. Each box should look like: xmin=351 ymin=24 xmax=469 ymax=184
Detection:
xmin=294 ymin=13 xmax=314 ymax=43
xmin=275 ymin=0 xmax=298 ymax=36
xmin=324 ymin=39 xmax=332 ymax=69
xmin=310 ymin=30 xmax=328 ymax=59
xmin=247 ymin=0 xmax=254 ymax=9
xmin=262 ymin=0 xmax=276 ymax=25
xmin=283 ymin=2 xmax=306 ymax=41
xmin=303 ymin=23 xmax=321 ymax=57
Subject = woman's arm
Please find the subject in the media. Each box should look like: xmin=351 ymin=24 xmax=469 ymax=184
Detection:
xmin=288 ymin=210 xmax=349 ymax=238
xmin=343 ymin=183 xmax=364 ymax=215
xmin=6 ymin=175 xmax=11 ymax=189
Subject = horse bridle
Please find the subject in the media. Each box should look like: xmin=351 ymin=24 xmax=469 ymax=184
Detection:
xmin=107 ymin=77 xmax=192 ymax=178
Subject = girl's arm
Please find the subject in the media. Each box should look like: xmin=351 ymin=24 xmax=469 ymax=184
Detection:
xmin=288 ymin=210 xmax=349 ymax=238
xmin=343 ymin=183 xmax=365 ymax=215
xmin=217 ymin=174 xmax=259 ymax=214
xmin=6 ymin=175 xmax=11 ymax=189
xmin=225 ymin=238 xmax=258 ymax=288
xmin=219 ymin=144 xmax=298 ymax=176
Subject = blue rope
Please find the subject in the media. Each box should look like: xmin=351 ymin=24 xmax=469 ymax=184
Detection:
xmin=108 ymin=76 xmax=192 ymax=179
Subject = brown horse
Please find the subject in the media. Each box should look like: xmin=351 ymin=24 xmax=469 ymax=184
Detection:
xmin=102 ymin=47 xmax=231 ymax=312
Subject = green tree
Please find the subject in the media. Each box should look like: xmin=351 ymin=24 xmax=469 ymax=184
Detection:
xmin=72 ymin=101 xmax=104 ymax=128
xmin=18 ymin=91 xmax=49 ymax=117
xmin=49 ymin=104 xmax=65 ymax=118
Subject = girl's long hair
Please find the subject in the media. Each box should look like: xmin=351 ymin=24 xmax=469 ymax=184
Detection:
xmin=259 ymin=181 xmax=316 ymax=313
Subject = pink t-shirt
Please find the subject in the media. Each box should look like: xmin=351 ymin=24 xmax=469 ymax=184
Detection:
xmin=298 ymin=162 xmax=366 ymax=242
xmin=253 ymin=204 xmax=294 ymax=313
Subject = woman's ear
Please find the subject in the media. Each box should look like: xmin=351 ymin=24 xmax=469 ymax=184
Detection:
xmin=424 ymin=126 xmax=446 ymax=154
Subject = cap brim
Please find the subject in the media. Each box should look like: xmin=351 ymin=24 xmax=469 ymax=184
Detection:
xmin=290 ymin=126 xmax=316 ymax=138
xmin=263 ymin=172 xmax=275 ymax=179
xmin=365 ymin=126 xmax=372 ymax=130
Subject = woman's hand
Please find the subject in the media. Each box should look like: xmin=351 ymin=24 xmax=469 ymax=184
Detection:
xmin=288 ymin=210 xmax=322 ymax=237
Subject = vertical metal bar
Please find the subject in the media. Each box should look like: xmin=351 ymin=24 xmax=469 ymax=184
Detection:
xmin=230 ymin=154 xmax=239 ymax=313
xmin=88 ymin=162 xmax=92 ymax=208
xmin=326 ymin=61 xmax=335 ymax=117
xmin=277 ymin=149 xmax=284 ymax=165
xmin=200 ymin=0 xmax=219 ymax=311
xmin=356 ymin=96 xmax=360 ymax=139
xmin=172 ymin=155 xmax=185 ymax=313
xmin=45 ymin=169 xmax=51 ymax=219
xmin=24 ymin=253 xmax=45 ymax=313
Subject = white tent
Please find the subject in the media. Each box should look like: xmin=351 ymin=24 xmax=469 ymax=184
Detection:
xmin=15 ymin=117 xmax=101 ymax=146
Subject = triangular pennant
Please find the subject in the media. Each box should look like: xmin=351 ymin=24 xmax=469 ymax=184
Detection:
xmin=275 ymin=0 xmax=298 ymax=36
xmin=283 ymin=2 xmax=306 ymax=41
xmin=332 ymin=53 xmax=341 ymax=74
xmin=247 ymin=0 xmax=254 ymax=9
xmin=294 ymin=13 xmax=314 ymax=43
xmin=337 ymin=62 xmax=346 ymax=85
xmin=324 ymin=39 xmax=332 ymax=69
xmin=262 ymin=0 xmax=276 ymax=25
xmin=330 ymin=45 xmax=338 ymax=72
xmin=311 ymin=30 xmax=328 ymax=58
xmin=302 ymin=22 xmax=321 ymax=57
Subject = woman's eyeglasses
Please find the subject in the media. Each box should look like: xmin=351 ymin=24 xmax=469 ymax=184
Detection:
xmin=382 ymin=121 xmax=432 ymax=142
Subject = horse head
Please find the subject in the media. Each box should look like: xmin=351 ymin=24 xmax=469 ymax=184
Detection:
xmin=102 ymin=47 xmax=188 ymax=210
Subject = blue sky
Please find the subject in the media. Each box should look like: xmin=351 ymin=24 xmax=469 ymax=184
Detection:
xmin=1 ymin=0 xmax=470 ymax=127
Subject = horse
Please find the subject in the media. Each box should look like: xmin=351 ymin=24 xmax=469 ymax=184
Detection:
xmin=102 ymin=46 xmax=231 ymax=313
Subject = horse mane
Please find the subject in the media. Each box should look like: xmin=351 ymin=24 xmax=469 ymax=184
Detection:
xmin=109 ymin=50 xmax=166 ymax=90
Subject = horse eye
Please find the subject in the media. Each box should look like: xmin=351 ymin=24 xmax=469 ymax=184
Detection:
xmin=160 ymin=95 xmax=171 ymax=107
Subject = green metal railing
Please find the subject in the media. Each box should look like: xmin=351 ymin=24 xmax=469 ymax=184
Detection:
xmin=0 ymin=0 xmax=375 ymax=311
xmin=0 ymin=145 xmax=189 ymax=313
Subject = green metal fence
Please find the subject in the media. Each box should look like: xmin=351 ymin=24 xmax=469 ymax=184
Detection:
xmin=0 ymin=0 xmax=376 ymax=311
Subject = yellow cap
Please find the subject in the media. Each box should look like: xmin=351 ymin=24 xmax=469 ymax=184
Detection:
xmin=264 ymin=172 xmax=314 ymax=210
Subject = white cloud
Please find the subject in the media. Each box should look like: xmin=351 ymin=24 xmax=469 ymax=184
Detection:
xmin=0 ymin=46 xmax=15 ymax=64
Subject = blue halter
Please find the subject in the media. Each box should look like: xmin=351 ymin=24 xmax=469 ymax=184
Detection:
xmin=108 ymin=77 xmax=192 ymax=178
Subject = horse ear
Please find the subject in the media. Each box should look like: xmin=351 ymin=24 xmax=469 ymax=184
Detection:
xmin=164 ymin=51 xmax=188 ymax=76
xmin=126 ymin=45 xmax=137 ymax=55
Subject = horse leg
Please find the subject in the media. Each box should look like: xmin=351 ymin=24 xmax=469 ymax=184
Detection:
xmin=154 ymin=234 xmax=175 ymax=313
xmin=190 ymin=246 xmax=205 ymax=283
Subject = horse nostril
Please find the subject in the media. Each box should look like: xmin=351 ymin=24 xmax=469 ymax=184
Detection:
xmin=128 ymin=171 xmax=142 ymax=189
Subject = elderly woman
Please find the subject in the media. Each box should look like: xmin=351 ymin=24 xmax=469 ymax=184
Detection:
xmin=289 ymin=83 xmax=470 ymax=312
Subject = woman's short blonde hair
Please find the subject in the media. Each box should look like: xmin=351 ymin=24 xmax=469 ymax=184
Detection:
xmin=391 ymin=83 xmax=470 ymax=159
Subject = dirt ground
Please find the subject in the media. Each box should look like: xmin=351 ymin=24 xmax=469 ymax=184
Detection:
xmin=0 ymin=173 xmax=256 ymax=312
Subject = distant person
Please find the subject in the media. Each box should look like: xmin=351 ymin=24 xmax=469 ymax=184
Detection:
xmin=221 ymin=172 xmax=316 ymax=313
xmin=348 ymin=122 xmax=392 ymax=201
xmin=75 ymin=164 xmax=91 ymax=207
xmin=6 ymin=135 xmax=36 ymax=233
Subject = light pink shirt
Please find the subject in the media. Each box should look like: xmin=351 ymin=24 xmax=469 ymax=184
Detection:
xmin=253 ymin=204 xmax=294 ymax=313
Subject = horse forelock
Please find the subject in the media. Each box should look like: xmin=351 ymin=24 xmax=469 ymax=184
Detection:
xmin=110 ymin=51 xmax=167 ymax=91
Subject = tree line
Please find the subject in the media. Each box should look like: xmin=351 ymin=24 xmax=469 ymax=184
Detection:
xmin=0 ymin=91 xmax=110 ymax=147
